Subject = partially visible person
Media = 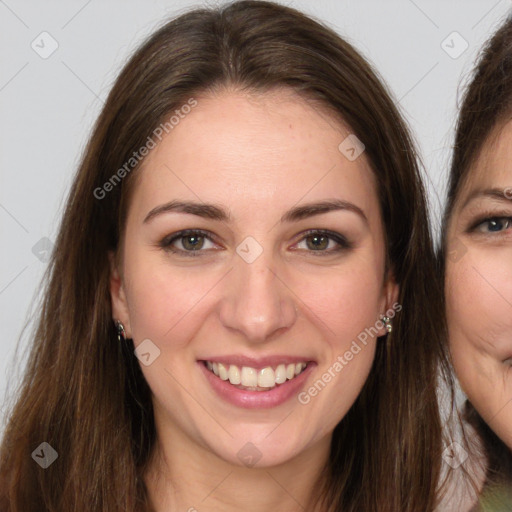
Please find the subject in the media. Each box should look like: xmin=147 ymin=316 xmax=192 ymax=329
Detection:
xmin=442 ymin=13 xmax=512 ymax=512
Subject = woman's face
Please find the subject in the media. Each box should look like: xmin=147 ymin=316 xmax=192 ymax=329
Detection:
xmin=110 ymin=87 xmax=397 ymax=468
xmin=446 ymin=119 xmax=512 ymax=449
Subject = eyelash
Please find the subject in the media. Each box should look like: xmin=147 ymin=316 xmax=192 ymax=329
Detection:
xmin=467 ymin=215 xmax=512 ymax=234
xmin=160 ymin=229 xmax=352 ymax=257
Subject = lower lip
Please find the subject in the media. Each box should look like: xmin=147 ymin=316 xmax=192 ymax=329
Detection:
xmin=198 ymin=361 xmax=315 ymax=409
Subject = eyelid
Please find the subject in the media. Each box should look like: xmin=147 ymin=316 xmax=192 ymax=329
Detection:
xmin=465 ymin=208 xmax=512 ymax=232
xmin=467 ymin=215 xmax=512 ymax=233
xmin=160 ymin=229 xmax=219 ymax=256
xmin=160 ymin=228 xmax=352 ymax=257
xmin=291 ymin=228 xmax=352 ymax=254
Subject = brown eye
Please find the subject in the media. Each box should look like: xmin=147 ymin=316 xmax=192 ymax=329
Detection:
xmin=294 ymin=229 xmax=351 ymax=254
xmin=179 ymin=234 xmax=206 ymax=251
xmin=161 ymin=229 xmax=217 ymax=256
xmin=304 ymin=234 xmax=331 ymax=251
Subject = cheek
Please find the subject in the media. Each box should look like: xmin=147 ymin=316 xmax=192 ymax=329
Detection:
xmin=128 ymin=264 xmax=383 ymax=338
xmin=447 ymin=248 xmax=512 ymax=394
xmin=123 ymin=252 xmax=215 ymax=345
xmin=447 ymin=250 xmax=512 ymax=350
xmin=297 ymin=265 xmax=384 ymax=344
xmin=123 ymin=239 xmax=386 ymax=355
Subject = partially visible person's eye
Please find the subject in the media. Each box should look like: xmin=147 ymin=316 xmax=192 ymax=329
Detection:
xmin=292 ymin=229 xmax=352 ymax=256
xmin=469 ymin=216 xmax=512 ymax=234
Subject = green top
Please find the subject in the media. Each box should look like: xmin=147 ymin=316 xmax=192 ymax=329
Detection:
xmin=472 ymin=483 xmax=512 ymax=512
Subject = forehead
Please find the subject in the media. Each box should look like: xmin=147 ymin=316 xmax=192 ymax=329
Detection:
xmin=128 ymin=87 xmax=380 ymax=225
xmin=462 ymin=119 xmax=512 ymax=192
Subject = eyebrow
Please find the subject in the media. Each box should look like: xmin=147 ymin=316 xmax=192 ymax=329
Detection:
xmin=461 ymin=187 xmax=512 ymax=209
xmin=143 ymin=198 xmax=368 ymax=225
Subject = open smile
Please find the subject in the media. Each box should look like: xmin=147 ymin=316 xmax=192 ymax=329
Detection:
xmin=198 ymin=357 xmax=316 ymax=409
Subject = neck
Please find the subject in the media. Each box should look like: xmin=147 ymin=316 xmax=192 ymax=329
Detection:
xmin=143 ymin=418 xmax=331 ymax=512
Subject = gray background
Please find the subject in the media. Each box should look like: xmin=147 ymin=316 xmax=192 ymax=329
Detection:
xmin=1 ymin=0 xmax=511 ymax=421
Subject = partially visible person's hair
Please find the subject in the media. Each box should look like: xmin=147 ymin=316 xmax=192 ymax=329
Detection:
xmin=464 ymin=403 xmax=512 ymax=497
xmin=0 ymin=1 xmax=450 ymax=511
xmin=440 ymin=11 xmax=512 ymax=499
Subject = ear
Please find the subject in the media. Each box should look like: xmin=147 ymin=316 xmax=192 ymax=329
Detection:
xmin=377 ymin=269 xmax=400 ymax=337
xmin=108 ymin=250 xmax=132 ymax=337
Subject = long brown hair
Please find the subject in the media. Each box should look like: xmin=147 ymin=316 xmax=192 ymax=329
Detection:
xmin=440 ymin=13 xmax=512 ymax=496
xmin=0 ymin=1 xmax=449 ymax=510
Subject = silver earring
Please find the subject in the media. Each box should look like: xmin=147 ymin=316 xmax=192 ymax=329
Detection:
xmin=381 ymin=315 xmax=392 ymax=334
xmin=115 ymin=320 xmax=126 ymax=342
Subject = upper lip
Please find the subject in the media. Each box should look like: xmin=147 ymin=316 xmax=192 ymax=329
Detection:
xmin=199 ymin=355 xmax=315 ymax=369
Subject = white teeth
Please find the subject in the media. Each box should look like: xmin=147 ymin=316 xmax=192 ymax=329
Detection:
xmin=258 ymin=367 xmax=275 ymax=388
xmin=228 ymin=364 xmax=241 ymax=385
xmin=275 ymin=364 xmax=287 ymax=384
xmin=241 ymin=366 xmax=258 ymax=387
xmin=205 ymin=360 xmax=308 ymax=390
xmin=218 ymin=363 xmax=229 ymax=381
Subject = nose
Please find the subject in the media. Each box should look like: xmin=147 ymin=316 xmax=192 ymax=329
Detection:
xmin=218 ymin=252 xmax=298 ymax=343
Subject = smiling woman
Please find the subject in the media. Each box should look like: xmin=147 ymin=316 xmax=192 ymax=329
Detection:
xmin=0 ymin=1 xmax=450 ymax=511
xmin=441 ymin=14 xmax=512 ymax=511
